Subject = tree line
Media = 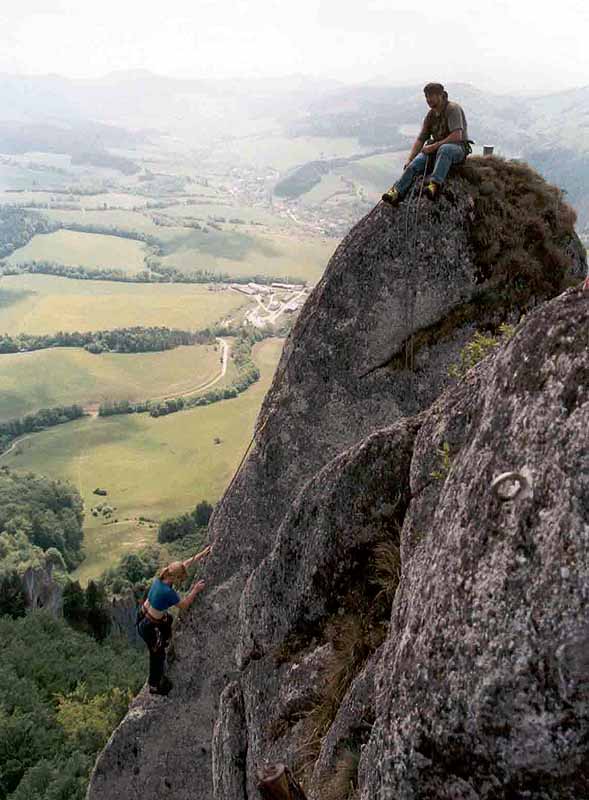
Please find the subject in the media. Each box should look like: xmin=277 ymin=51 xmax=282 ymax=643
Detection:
xmin=0 ymin=405 xmax=85 ymax=456
xmin=0 ymin=326 xmax=216 ymax=355
xmin=0 ymin=258 xmax=305 ymax=287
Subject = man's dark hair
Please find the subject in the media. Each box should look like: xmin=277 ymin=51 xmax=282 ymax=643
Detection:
xmin=423 ymin=82 xmax=445 ymax=95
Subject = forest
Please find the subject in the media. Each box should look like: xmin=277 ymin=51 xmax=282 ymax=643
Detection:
xmin=0 ymin=467 xmax=147 ymax=800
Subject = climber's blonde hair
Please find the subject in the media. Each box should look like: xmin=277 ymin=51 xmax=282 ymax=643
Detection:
xmin=159 ymin=561 xmax=187 ymax=583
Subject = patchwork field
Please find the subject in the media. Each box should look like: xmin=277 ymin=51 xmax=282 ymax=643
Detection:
xmin=9 ymin=208 xmax=333 ymax=283
xmin=298 ymin=152 xmax=405 ymax=207
xmin=43 ymin=208 xmax=162 ymax=234
xmin=7 ymin=229 xmax=149 ymax=274
xmin=162 ymin=202 xmax=281 ymax=227
xmin=0 ymin=274 xmax=248 ymax=334
xmin=335 ymin=152 xmax=406 ymax=198
xmin=0 ymin=338 xmax=284 ymax=583
xmin=159 ymin=228 xmax=334 ymax=282
xmin=0 ymin=163 xmax=72 ymax=191
xmin=0 ymin=343 xmax=223 ymax=421
xmin=209 ymin=134 xmax=365 ymax=171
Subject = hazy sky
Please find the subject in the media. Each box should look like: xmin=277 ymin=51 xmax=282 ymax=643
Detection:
xmin=0 ymin=0 xmax=587 ymax=93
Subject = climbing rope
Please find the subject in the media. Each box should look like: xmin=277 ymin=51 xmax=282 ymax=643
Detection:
xmin=403 ymin=154 xmax=430 ymax=373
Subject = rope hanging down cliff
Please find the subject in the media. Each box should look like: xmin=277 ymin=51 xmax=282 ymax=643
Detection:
xmin=360 ymin=156 xmax=430 ymax=379
xmin=403 ymin=154 xmax=429 ymax=372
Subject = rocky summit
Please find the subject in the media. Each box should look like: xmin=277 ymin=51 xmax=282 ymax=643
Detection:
xmin=87 ymin=159 xmax=588 ymax=800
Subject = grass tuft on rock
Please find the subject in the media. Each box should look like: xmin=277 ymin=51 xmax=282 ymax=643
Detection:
xmin=298 ymin=612 xmax=385 ymax=778
xmin=321 ymin=746 xmax=361 ymax=800
xmin=457 ymin=156 xmax=580 ymax=302
xmin=371 ymin=541 xmax=401 ymax=605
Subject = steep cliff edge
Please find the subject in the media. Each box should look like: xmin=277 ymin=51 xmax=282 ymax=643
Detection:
xmin=87 ymin=159 xmax=587 ymax=800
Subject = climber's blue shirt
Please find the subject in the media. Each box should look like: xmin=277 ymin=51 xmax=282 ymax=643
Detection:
xmin=147 ymin=578 xmax=180 ymax=611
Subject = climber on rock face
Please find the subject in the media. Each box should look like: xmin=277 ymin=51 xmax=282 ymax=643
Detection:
xmin=382 ymin=82 xmax=471 ymax=205
xmin=136 ymin=545 xmax=212 ymax=696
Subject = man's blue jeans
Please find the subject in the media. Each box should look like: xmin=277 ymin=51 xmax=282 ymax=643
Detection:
xmin=395 ymin=143 xmax=466 ymax=195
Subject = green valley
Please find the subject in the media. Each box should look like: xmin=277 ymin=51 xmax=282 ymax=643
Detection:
xmin=0 ymin=338 xmax=283 ymax=583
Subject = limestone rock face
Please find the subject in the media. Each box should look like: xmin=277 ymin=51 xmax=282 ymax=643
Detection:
xmin=21 ymin=564 xmax=62 ymax=616
xmin=361 ymin=288 xmax=589 ymax=800
xmin=108 ymin=589 xmax=141 ymax=645
xmin=87 ymin=169 xmax=588 ymax=800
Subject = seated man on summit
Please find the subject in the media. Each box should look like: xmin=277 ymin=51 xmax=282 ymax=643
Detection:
xmin=382 ymin=82 xmax=470 ymax=204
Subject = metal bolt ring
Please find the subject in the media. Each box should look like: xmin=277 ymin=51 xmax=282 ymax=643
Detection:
xmin=491 ymin=471 xmax=530 ymax=501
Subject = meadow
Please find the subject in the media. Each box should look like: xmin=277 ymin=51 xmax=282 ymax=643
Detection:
xmin=158 ymin=227 xmax=334 ymax=282
xmin=0 ymin=162 xmax=72 ymax=192
xmin=0 ymin=343 xmax=223 ymax=421
xmin=209 ymin=134 xmax=365 ymax=172
xmin=14 ymin=206 xmax=333 ymax=283
xmin=298 ymin=151 xmax=405 ymax=207
xmin=0 ymin=338 xmax=284 ymax=583
xmin=0 ymin=274 xmax=248 ymax=335
xmin=7 ymin=229 xmax=149 ymax=274
xmin=43 ymin=207 xmax=162 ymax=234
xmin=334 ymin=151 xmax=406 ymax=199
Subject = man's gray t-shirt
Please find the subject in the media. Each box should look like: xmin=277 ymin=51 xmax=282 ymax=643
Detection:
xmin=418 ymin=101 xmax=468 ymax=144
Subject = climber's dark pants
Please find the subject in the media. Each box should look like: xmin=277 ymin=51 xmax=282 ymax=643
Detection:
xmin=137 ymin=613 xmax=173 ymax=688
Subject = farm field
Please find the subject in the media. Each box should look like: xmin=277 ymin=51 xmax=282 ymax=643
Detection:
xmin=0 ymin=338 xmax=284 ymax=583
xmin=0 ymin=343 xmax=223 ymax=421
xmin=162 ymin=202 xmax=282 ymax=227
xmin=159 ymin=228 xmax=335 ymax=282
xmin=0 ymin=274 xmax=248 ymax=334
xmin=43 ymin=208 xmax=163 ymax=234
xmin=6 ymin=229 xmax=149 ymax=273
xmin=297 ymin=152 xmax=405 ymax=207
xmin=301 ymin=173 xmax=352 ymax=206
xmin=0 ymin=163 xmax=72 ymax=191
xmin=209 ymin=134 xmax=365 ymax=171
xmin=335 ymin=152 xmax=405 ymax=198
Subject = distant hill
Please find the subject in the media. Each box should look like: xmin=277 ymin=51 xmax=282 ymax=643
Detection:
xmin=285 ymin=81 xmax=589 ymax=228
xmin=0 ymin=72 xmax=586 ymax=227
xmin=289 ymin=81 xmax=589 ymax=152
xmin=0 ymin=71 xmax=341 ymax=139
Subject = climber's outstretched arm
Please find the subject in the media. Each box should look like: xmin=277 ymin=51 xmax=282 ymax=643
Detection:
xmin=182 ymin=544 xmax=212 ymax=571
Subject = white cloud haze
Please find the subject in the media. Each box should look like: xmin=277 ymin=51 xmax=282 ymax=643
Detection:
xmin=0 ymin=0 xmax=587 ymax=93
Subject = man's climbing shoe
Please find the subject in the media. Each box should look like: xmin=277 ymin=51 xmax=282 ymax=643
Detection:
xmin=149 ymin=676 xmax=173 ymax=696
xmin=382 ymin=186 xmax=402 ymax=206
xmin=424 ymin=181 xmax=440 ymax=201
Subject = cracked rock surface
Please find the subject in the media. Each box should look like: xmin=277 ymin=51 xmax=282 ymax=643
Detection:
xmin=87 ymin=171 xmax=587 ymax=800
